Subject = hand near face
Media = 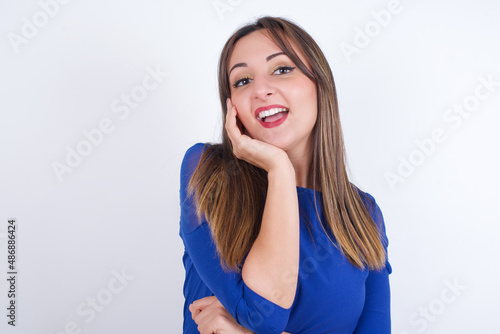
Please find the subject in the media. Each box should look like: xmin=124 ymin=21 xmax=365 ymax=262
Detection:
xmin=225 ymin=98 xmax=291 ymax=173
xmin=189 ymin=296 xmax=253 ymax=334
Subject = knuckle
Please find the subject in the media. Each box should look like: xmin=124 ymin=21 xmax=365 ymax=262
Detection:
xmin=214 ymin=316 xmax=226 ymax=326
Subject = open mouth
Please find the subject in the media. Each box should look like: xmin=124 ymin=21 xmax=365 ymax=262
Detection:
xmin=256 ymin=107 xmax=289 ymax=128
xmin=257 ymin=107 xmax=289 ymax=123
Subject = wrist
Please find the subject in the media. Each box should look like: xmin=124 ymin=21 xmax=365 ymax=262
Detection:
xmin=267 ymin=162 xmax=295 ymax=187
xmin=267 ymin=151 xmax=294 ymax=175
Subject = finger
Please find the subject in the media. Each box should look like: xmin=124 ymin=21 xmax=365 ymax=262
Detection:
xmin=192 ymin=298 xmax=219 ymax=326
xmin=225 ymin=99 xmax=239 ymax=140
xmin=224 ymin=99 xmax=260 ymax=163
xmin=189 ymin=296 xmax=217 ymax=319
xmin=190 ymin=304 xmax=202 ymax=320
xmin=194 ymin=300 xmax=228 ymax=332
xmin=190 ymin=295 xmax=217 ymax=314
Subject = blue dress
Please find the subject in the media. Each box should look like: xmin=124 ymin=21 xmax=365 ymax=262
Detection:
xmin=179 ymin=143 xmax=392 ymax=334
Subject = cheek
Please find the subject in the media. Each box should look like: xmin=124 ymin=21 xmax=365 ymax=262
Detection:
xmin=230 ymin=95 xmax=245 ymax=115
xmin=299 ymin=85 xmax=318 ymax=128
xmin=231 ymin=95 xmax=253 ymax=118
xmin=292 ymin=84 xmax=317 ymax=113
xmin=233 ymin=102 xmax=250 ymax=122
xmin=231 ymin=100 xmax=256 ymax=133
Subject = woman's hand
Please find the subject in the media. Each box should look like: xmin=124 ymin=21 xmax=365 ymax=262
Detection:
xmin=225 ymin=98 xmax=291 ymax=173
xmin=189 ymin=296 xmax=253 ymax=334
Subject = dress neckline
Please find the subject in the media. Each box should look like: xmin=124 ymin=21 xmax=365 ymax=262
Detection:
xmin=296 ymin=185 xmax=322 ymax=196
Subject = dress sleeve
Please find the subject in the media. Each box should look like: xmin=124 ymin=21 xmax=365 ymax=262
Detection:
xmin=353 ymin=192 xmax=392 ymax=334
xmin=179 ymin=143 xmax=291 ymax=334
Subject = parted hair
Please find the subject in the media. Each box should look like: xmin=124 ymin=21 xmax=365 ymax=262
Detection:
xmin=188 ymin=16 xmax=387 ymax=272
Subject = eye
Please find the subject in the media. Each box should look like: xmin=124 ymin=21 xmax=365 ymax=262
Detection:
xmin=273 ymin=66 xmax=296 ymax=75
xmin=231 ymin=66 xmax=296 ymax=88
xmin=233 ymin=76 xmax=252 ymax=88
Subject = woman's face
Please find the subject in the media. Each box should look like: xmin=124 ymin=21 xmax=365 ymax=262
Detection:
xmin=227 ymin=30 xmax=317 ymax=153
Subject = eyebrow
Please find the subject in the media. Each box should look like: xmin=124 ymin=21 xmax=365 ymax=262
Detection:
xmin=228 ymin=51 xmax=287 ymax=76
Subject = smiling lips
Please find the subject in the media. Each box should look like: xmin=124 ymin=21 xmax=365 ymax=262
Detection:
xmin=254 ymin=104 xmax=289 ymax=128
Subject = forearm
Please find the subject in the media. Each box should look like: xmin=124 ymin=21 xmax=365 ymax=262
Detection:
xmin=241 ymin=158 xmax=300 ymax=309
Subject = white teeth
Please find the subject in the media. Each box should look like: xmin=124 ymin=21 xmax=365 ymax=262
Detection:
xmin=257 ymin=107 xmax=288 ymax=120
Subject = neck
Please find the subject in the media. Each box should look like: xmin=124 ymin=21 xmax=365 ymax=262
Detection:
xmin=285 ymin=138 xmax=314 ymax=189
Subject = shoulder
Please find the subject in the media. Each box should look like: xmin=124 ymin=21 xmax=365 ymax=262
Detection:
xmin=352 ymin=184 xmax=392 ymax=273
xmin=353 ymin=184 xmax=376 ymax=208
xmin=179 ymin=143 xmax=212 ymax=234
xmin=181 ymin=143 xmax=207 ymax=170
xmin=352 ymin=184 xmax=385 ymax=229
xmin=179 ymin=142 xmax=222 ymax=197
xmin=180 ymin=143 xmax=207 ymax=198
xmin=180 ymin=143 xmax=214 ymax=178
xmin=179 ymin=143 xmax=223 ymax=234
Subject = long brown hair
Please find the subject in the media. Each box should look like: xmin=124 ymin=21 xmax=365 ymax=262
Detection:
xmin=188 ymin=16 xmax=387 ymax=272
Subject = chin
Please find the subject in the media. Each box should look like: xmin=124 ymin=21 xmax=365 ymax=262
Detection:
xmin=260 ymin=135 xmax=293 ymax=151
xmin=249 ymin=125 xmax=303 ymax=151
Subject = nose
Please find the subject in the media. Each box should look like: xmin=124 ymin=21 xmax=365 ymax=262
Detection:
xmin=252 ymin=75 xmax=275 ymax=100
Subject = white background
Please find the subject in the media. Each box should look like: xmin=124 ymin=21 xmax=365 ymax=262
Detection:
xmin=1 ymin=0 xmax=499 ymax=333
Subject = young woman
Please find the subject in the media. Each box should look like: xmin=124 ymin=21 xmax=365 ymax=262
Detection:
xmin=179 ymin=16 xmax=392 ymax=334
